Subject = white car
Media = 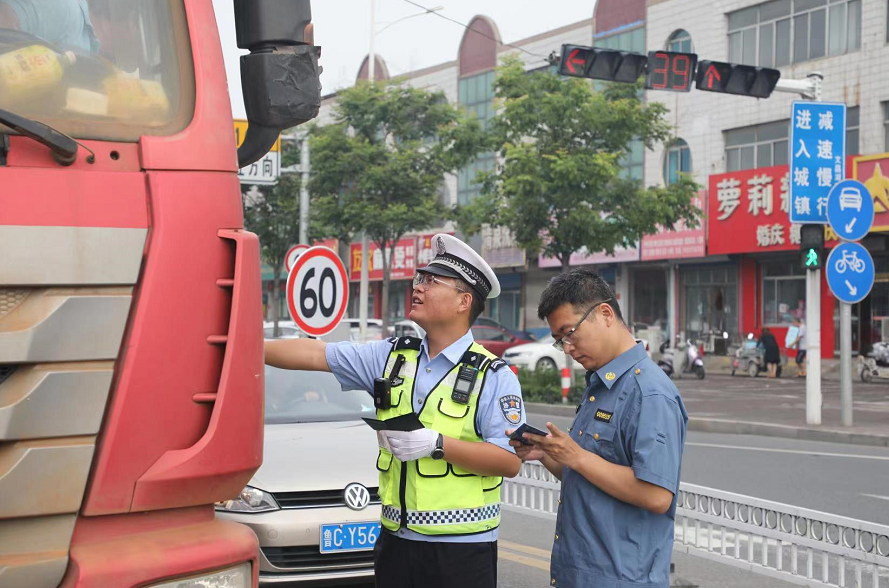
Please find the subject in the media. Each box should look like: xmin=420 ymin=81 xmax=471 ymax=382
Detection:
xmin=839 ymin=187 xmax=863 ymax=212
xmin=503 ymin=337 xmax=651 ymax=373
xmin=502 ymin=336 xmax=583 ymax=372
xmin=263 ymin=320 xmax=302 ymax=339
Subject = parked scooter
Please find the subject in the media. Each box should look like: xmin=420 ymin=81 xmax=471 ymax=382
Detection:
xmin=858 ymin=341 xmax=889 ymax=383
xmin=732 ymin=333 xmax=783 ymax=377
xmin=658 ymin=337 xmax=705 ymax=379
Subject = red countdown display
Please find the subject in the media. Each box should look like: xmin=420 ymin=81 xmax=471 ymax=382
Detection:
xmin=644 ymin=51 xmax=698 ymax=92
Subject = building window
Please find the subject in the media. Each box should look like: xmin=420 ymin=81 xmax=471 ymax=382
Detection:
xmin=458 ymin=71 xmax=496 ymax=205
xmin=763 ymin=261 xmax=806 ymax=326
xmin=595 ymin=26 xmax=646 ymax=53
xmin=725 ymin=120 xmax=789 ymax=172
xmin=667 ymin=29 xmax=693 ymax=53
xmin=883 ymin=101 xmax=889 ymax=151
xmin=664 ymin=139 xmax=692 ymax=184
xmin=728 ymin=0 xmax=861 ymax=68
xmin=846 ymin=106 xmax=859 ymax=155
xmin=682 ymin=265 xmax=739 ymax=342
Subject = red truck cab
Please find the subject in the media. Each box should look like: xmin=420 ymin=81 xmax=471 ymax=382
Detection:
xmin=0 ymin=1 xmax=319 ymax=586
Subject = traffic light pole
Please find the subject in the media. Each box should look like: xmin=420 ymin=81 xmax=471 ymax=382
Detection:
xmin=776 ymin=73 xmax=824 ymax=426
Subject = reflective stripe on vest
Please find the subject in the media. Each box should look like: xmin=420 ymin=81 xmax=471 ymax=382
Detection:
xmin=376 ymin=339 xmax=503 ymax=536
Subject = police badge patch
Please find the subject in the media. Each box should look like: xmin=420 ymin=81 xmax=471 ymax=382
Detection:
xmin=499 ymin=395 xmax=522 ymax=425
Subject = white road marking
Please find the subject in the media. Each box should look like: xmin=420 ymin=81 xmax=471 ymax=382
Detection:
xmin=686 ymin=442 xmax=889 ymax=461
xmin=861 ymin=493 xmax=889 ymax=502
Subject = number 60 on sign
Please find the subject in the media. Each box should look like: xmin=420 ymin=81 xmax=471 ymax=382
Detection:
xmin=286 ymin=247 xmax=349 ymax=337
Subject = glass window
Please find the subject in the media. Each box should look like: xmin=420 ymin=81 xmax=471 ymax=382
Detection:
xmin=728 ymin=0 xmax=861 ymax=67
xmin=458 ymin=72 xmax=496 ymax=204
xmin=265 ymin=367 xmax=374 ymax=424
xmin=724 ymin=120 xmax=789 ymax=171
xmin=667 ymin=29 xmax=692 ymax=53
xmin=682 ymin=265 xmax=739 ymax=342
xmin=0 ymin=0 xmax=193 ymax=141
xmin=846 ymin=106 xmax=859 ymax=155
xmin=763 ymin=262 xmax=806 ymax=326
xmin=664 ymin=139 xmax=691 ymax=185
xmin=883 ymin=102 xmax=889 ymax=151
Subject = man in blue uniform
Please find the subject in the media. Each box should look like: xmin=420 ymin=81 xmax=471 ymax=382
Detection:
xmin=266 ymin=234 xmax=525 ymax=588
xmin=510 ymin=269 xmax=687 ymax=588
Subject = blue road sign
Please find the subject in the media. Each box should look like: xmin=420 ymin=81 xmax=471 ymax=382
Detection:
xmin=827 ymin=179 xmax=874 ymax=242
xmin=789 ymin=101 xmax=846 ymax=225
xmin=826 ymin=242 xmax=875 ymax=304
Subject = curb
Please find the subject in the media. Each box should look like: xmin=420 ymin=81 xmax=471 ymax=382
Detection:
xmin=525 ymin=402 xmax=889 ymax=448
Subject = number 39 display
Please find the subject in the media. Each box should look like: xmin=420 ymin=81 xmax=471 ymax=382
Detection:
xmin=645 ymin=51 xmax=698 ymax=92
xmin=286 ymin=246 xmax=349 ymax=337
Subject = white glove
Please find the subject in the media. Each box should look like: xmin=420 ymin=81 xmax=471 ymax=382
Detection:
xmin=377 ymin=431 xmax=392 ymax=452
xmin=385 ymin=428 xmax=439 ymax=462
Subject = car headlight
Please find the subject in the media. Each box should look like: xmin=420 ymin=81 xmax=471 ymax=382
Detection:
xmin=146 ymin=562 xmax=251 ymax=587
xmin=215 ymin=486 xmax=279 ymax=513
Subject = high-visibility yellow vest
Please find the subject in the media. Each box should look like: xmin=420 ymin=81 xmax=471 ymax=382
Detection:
xmin=376 ymin=336 xmax=505 ymax=536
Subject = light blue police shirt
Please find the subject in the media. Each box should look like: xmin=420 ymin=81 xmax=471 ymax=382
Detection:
xmin=2 ymin=0 xmax=99 ymax=53
xmin=325 ymin=329 xmax=525 ymax=544
xmin=550 ymin=343 xmax=688 ymax=588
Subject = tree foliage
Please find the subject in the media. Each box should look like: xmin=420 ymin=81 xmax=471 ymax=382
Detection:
xmin=242 ymin=175 xmax=301 ymax=336
xmin=459 ymin=56 xmax=701 ymax=271
xmin=308 ymin=81 xmax=486 ymax=326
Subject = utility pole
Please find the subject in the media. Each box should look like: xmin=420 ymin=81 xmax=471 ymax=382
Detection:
xmin=358 ymin=0 xmax=376 ymax=343
xmin=299 ymin=133 xmax=310 ymax=245
xmin=775 ymin=72 xmax=823 ymax=425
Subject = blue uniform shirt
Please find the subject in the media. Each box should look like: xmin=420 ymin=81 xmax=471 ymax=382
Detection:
xmin=325 ymin=329 xmax=525 ymax=544
xmin=550 ymin=342 xmax=688 ymax=588
xmin=2 ymin=0 xmax=100 ymax=53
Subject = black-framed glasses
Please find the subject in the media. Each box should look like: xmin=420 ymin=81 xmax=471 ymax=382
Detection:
xmin=412 ymin=273 xmax=468 ymax=293
xmin=552 ymin=299 xmax=613 ymax=352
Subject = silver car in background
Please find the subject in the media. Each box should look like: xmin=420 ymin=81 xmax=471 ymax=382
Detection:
xmin=216 ymin=366 xmax=381 ymax=586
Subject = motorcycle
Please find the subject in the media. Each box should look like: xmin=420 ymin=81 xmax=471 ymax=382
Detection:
xmin=732 ymin=333 xmax=783 ymax=377
xmin=858 ymin=341 xmax=889 ymax=383
xmin=658 ymin=338 xmax=705 ymax=379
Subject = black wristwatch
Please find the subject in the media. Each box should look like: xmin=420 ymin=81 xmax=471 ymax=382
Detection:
xmin=431 ymin=433 xmax=445 ymax=460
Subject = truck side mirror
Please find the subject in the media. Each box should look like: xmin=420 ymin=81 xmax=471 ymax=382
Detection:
xmin=234 ymin=0 xmax=322 ymax=168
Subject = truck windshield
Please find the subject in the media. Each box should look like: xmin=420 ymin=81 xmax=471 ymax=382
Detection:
xmin=0 ymin=0 xmax=193 ymax=141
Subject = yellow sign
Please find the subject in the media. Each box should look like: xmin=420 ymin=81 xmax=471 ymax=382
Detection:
xmin=233 ymin=119 xmax=280 ymax=152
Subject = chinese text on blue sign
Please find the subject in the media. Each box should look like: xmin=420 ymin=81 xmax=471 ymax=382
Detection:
xmin=789 ymin=102 xmax=846 ymax=225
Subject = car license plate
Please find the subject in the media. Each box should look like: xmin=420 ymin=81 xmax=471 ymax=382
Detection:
xmin=319 ymin=521 xmax=381 ymax=553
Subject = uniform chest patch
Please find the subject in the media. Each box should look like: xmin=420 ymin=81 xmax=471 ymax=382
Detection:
xmin=594 ymin=409 xmax=613 ymax=423
xmin=499 ymin=395 xmax=522 ymax=424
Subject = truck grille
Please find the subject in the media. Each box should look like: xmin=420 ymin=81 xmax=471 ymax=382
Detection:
xmin=272 ymin=488 xmax=380 ymax=509
xmin=263 ymin=545 xmax=375 ymax=570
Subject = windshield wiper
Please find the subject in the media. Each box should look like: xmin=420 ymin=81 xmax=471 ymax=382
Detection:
xmin=0 ymin=107 xmax=77 ymax=166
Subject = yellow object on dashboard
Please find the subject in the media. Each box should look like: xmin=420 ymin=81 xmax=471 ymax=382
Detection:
xmin=103 ymin=75 xmax=171 ymax=123
xmin=0 ymin=45 xmax=76 ymax=103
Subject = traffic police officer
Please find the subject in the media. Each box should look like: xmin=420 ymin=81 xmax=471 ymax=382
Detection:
xmin=510 ymin=268 xmax=687 ymax=588
xmin=265 ymin=234 xmax=525 ymax=588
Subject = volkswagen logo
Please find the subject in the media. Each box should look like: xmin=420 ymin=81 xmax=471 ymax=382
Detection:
xmin=343 ymin=483 xmax=371 ymax=511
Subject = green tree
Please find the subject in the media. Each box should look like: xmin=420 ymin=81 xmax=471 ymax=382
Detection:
xmin=459 ymin=56 xmax=701 ymax=273
xmin=308 ymin=81 xmax=486 ymax=328
xmin=242 ymin=175 xmax=301 ymax=337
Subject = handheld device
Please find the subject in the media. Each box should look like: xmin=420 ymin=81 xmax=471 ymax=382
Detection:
xmin=509 ymin=423 xmax=549 ymax=445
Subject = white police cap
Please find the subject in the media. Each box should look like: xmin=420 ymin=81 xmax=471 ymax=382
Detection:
xmin=418 ymin=234 xmax=500 ymax=300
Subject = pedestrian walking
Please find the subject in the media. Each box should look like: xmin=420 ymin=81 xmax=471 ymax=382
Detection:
xmin=760 ymin=327 xmax=781 ymax=378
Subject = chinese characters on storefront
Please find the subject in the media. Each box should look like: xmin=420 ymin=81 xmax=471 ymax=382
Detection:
xmin=481 ymin=225 xmax=526 ymax=268
xmin=640 ymin=192 xmax=706 ymax=260
xmin=349 ymin=238 xmax=417 ymax=281
xmin=709 ymin=165 xmax=803 ymax=255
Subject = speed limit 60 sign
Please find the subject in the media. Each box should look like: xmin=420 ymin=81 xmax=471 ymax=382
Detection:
xmin=286 ymin=246 xmax=349 ymax=337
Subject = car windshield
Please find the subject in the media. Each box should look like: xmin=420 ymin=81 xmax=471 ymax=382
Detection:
xmin=264 ymin=366 xmax=375 ymax=424
xmin=0 ymin=0 xmax=192 ymax=141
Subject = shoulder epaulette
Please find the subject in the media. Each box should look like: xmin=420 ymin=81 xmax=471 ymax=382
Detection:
xmin=459 ymin=350 xmax=487 ymax=368
xmin=393 ymin=336 xmax=422 ymax=351
xmin=488 ymin=359 xmax=507 ymax=372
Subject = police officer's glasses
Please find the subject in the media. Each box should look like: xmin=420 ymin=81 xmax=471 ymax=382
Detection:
xmin=552 ymin=299 xmax=613 ymax=351
xmin=413 ymin=273 xmax=468 ymax=293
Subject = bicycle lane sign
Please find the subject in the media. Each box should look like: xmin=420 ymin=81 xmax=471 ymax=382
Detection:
xmin=826 ymin=242 xmax=874 ymax=304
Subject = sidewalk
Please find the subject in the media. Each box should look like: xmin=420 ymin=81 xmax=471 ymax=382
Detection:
xmin=702 ymin=353 xmax=842 ymax=380
xmin=526 ymin=373 xmax=889 ymax=448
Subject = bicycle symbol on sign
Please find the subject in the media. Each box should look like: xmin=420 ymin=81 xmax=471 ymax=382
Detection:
xmin=834 ymin=249 xmax=866 ymax=274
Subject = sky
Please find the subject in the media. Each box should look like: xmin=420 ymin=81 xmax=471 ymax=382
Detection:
xmin=211 ymin=0 xmax=597 ymax=119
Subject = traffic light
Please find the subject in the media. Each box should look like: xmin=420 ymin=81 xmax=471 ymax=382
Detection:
xmin=559 ymin=44 xmax=647 ymax=84
xmin=800 ymin=224 xmax=825 ymax=271
xmin=645 ymin=51 xmax=698 ymax=92
xmin=695 ymin=60 xmax=781 ymax=98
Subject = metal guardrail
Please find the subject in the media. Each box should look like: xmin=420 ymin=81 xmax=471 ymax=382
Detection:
xmin=502 ymin=462 xmax=889 ymax=587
